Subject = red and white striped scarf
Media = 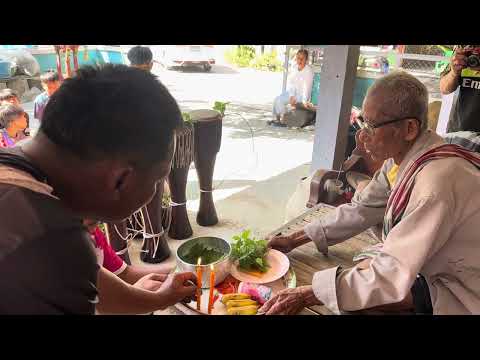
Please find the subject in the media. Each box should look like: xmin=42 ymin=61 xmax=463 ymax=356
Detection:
xmin=383 ymin=144 xmax=480 ymax=239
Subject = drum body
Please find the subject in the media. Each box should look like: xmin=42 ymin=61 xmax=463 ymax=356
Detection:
xmin=191 ymin=109 xmax=222 ymax=226
xmin=140 ymin=180 xmax=171 ymax=263
xmin=167 ymin=123 xmax=194 ymax=239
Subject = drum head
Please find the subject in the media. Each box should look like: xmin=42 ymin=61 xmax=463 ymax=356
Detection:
xmin=189 ymin=109 xmax=221 ymax=122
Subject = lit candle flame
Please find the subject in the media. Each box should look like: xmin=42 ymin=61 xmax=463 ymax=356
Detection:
xmin=210 ymin=264 xmax=214 ymax=271
xmin=197 ymin=257 xmax=202 ymax=266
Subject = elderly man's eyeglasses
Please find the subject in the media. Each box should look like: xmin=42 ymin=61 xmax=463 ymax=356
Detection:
xmin=354 ymin=115 xmax=415 ymax=136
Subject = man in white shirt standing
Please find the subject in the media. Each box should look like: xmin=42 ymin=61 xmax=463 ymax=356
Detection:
xmin=269 ymin=49 xmax=314 ymax=127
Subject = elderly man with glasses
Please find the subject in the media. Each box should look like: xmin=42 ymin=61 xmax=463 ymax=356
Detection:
xmin=264 ymin=71 xmax=480 ymax=315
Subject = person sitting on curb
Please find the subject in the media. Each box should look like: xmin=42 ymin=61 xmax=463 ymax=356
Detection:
xmin=268 ymin=49 xmax=314 ymax=128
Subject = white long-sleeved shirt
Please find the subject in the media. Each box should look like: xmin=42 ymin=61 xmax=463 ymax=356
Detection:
xmin=287 ymin=65 xmax=314 ymax=103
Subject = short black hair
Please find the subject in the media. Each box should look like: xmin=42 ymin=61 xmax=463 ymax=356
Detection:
xmin=127 ymin=46 xmax=153 ymax=66
xmin=40 ymin=64 xmax=182 ymax=167
xmin=297 ymin=49 xmax=309 ymax=60
xmin=0 ymin=104 xmax=25 ymax=129
xmin=40 ymin=70 xmax=60 ymax=83
xmin=0 ymin=89 xmax=19 ymax=102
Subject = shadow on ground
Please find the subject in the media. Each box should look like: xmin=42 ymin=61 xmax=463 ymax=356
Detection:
xmin=175 ymin=100 xmax=315 ymax=142
xmin=211 ymin=163 xmax=311 ymax=236
xmin=223 ymin=102 xmax=315 ymax=142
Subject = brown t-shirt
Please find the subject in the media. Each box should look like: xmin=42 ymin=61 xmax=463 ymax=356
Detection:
xmin=0 ymin=148 xmax=98 ymax=314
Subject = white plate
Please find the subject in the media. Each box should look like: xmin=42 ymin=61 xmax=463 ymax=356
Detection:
xmin=230 ymin=249 xmax=290 ymax=284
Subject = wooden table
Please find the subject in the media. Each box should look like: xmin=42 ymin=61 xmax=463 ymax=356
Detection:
xmin=267 ymin=203 xmax=379 ymax=315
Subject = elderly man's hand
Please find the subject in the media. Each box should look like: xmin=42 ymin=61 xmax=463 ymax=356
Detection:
xmin=268 ymin=234 xmax=296 ymax=253
xmin=451 ymin=48 xmax=467 ymax=75
xmin=268 ymin=230 xmax=310 ymax=253
xmin=258 ymin=286 xmax=321 ymax=315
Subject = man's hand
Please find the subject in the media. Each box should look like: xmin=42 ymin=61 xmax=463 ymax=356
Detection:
xmin=133 ymin=273 xmax=167 ymax=292
xmin=451 ymin=47 xmax=467 ymax=75
xmin=267 ymin=230 xmax=310 ymax=253
xmin=258 ymin=286 xmax=320 ymax=315
xmin=155 ymin=272 xmax=198 ymax=308
xmin=289 ymin=96 xmax=297 ymax=107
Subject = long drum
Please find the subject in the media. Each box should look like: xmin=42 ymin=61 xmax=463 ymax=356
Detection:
xmin=167 ymin=123 xmax=194 ymax=239
xmin=191 ymin=109 xmax=222 ymax=226
xmin=105 ymin=220 xmax=131 ymax=265
xmin=140 ymin=179 xmax=171 ymax=263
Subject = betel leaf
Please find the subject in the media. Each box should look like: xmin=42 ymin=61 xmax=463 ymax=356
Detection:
xmin=182 ymin=242 xmax=225 ymax=265
xmin=230 ymin=229 xmax=270 ymax=273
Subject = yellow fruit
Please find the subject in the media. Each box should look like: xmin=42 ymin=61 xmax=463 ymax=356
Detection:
xmin=221 ymin=293 xmax=251 ymax=304
xmin=226 ymin=299 xmax=258 ymax=309
xmin=227 ymin=305 xmax=258 ymax=315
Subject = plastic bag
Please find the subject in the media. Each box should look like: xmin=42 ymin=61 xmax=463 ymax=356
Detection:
xmin=0 ymin=49 xmax=40 ymax=77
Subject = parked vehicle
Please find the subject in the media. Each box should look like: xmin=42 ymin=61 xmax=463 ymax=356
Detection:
xmin=158 ymin=45 xmax=215 ymax=72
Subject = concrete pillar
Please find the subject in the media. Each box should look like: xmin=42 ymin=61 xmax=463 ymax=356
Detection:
xmin=436 ymin=91 xmax=457 ymax=136
xmin=310 ymin=45 xmax=360 ymax=173
xmin=282 ymin=45 xmax=290 ymax=94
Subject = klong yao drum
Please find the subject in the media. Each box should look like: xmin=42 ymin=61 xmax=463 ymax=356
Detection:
xmin=139 ymin=179 xmax=171 ymax=263
xmin=167 ymin=122 xmax=194 ymax=239
xmin=191 ymin=109 xmax=222 ymax=226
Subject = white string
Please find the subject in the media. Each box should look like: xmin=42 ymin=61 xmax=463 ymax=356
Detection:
xmin=170 ymin=201 xmax=187 ymax=206
xmin=199 ymin=189 xmax=213 ymax=193
xmin=115 ymin=247 xmax=129 ymax=256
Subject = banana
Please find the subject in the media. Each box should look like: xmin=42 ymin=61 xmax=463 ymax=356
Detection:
xmin=226 ymin=299 xmax=258 ymax=309
xmin=221 ymin=293 xmax=251 ymax=304
xmin=227 ymin=305 xmax=258 ymax=315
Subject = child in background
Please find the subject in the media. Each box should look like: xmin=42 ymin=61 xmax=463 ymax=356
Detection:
xmin=0 ymin=88 xmax=21 ymax=106
xmin=33 ymin=70 xmax=61 ymax=122
xmin=83 ymin=219 xmax=173 ymax=291
xmin=127 ymin=46 xmax=153 ymax=72
xmin=0 ymin=89 xmax=30 ymax=136
xmin=0 ymin=104 xmax=29 ymax=147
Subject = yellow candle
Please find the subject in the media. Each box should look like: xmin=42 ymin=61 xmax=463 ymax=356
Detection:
xmin=196 ymin=257 xmax=203 ymax=311
xmin=208 ymin=264 xmax=215 ymax=314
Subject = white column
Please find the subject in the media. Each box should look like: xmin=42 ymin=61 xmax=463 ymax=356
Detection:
xmin=436 ymin=90 xmax=457 ymax=136
xmin=311 ymin=45 xmax=360 ymax=173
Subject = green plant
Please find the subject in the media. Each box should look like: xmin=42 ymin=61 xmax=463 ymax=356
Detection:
xmin=213 ymin=101 xmax=229 ymax=117
xmin=98 ymin=222 xmax=106 ymax=234
xmin=252 ymin=50 xmax=283 ymax=72
xmin=182 ymin=112 xmax=192 ymax=123
xmin=231 ymin=230 xmax=269 ymax=273
xmin=224 ymin=45 xmax=256 ymax=68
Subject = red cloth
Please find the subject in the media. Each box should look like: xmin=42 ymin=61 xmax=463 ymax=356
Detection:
xmin=90 ymin=226 xmax=126 ymax=275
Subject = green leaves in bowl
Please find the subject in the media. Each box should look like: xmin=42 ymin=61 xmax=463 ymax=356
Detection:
xmin=230 ymin=230 xmax=269 ymax=273
xmin=181 ymin=242 xmax=225 ymax=265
